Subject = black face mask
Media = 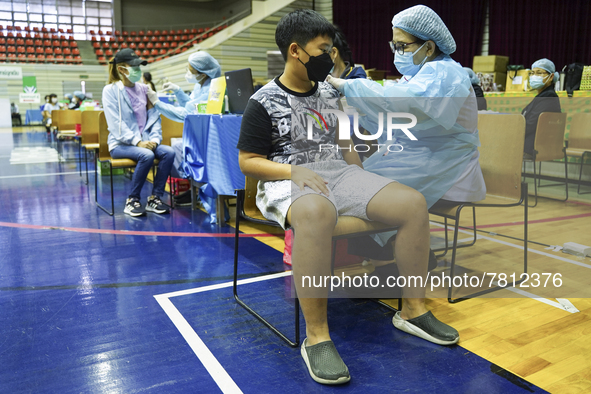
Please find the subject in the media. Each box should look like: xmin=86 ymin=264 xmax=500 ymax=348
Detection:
xmin=298 ymin=45 xmax=334 ymax=82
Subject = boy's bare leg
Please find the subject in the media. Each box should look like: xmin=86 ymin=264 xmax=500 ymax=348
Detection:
xmin=365 ymin=182 xmax=430 ymax=320
xmin=286 ymin=194 xmax=337 ymax=346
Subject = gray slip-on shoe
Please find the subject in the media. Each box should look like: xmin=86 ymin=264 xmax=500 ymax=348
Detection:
xmin=393 ymin=311 xmax=459 ymax=345
xmin=300 ymin=339 xmax=351 ymax=385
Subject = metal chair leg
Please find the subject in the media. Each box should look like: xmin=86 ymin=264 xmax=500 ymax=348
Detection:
xmin=95 ymin=159 xmax=115 ymax=216
xmin=233 ymin=190 xmax=300 ymax=347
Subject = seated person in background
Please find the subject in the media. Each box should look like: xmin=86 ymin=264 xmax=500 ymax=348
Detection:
xmin=238 ymin=9 xmax=459 ymax=386
xmin=103 ymin=48 xmax=174 ymax=217
xmin=464 ymin=67 xmax=487 ymax=110
xmin=522 ymin=58 xmax=561 ymax=157
xmin=146 ymin=51 xmax=222 ymax=205
xmin=11 ymin=102 xmax=21 ymax=126
xmin=142 ymin=71 xmax=156 ymax=91
xmin=42 ymin=94 xmax=60 ymax=133
xmin=330 ymin=26 xmax=367 ymax=80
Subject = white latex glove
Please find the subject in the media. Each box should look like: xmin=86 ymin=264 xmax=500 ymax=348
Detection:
xmin=326 ymin=75 xmax=346 ymax=92
xmin=161 ymin=82 xmax=179 ymax=93
xmin=146 ymin=88 xmax=159 ymax=105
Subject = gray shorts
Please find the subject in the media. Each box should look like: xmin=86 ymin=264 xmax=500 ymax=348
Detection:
xmin=256 ymin=160 xmax=395 ymax=229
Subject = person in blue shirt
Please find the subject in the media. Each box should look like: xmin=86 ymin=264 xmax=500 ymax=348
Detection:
xmin=103 ymin=48 xmax=174 ymax=217
xmin=330 ymin=27 xmax=367 ymax=80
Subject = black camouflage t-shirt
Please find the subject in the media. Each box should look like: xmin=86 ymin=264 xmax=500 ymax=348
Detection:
xmin=237 ymin=76 xmax=343 ymax=165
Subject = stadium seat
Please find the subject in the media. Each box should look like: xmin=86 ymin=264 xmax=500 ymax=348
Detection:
xmin=95 ymin=49 xmax=104 ymax=56
xmin=148 ymin=57 xmax=154 ymax=64
xmin=162 ymin=42 xmax=169 ymax=49
xmin=141 ymin=49 xmax=150 ymax=56
xmin=17 ymin=53 xmax=26 ymax=62
xmin=117 ymin=36 xmax=124 ymax=42
xmin=54 ymin=47 xmax=62 ymax=55
xmin=146 ymin=30 xmax=153 ymax=36
xmin=161 ymin=30 xmax=168 ymax=36
xmin=154 ymin=30 xmax=160 ymax=36
xmin=166 ymin=35 xmax=173 ymax=42
xmin=92 ymin=42 xmax=100 ymax=49
xmin=155 ymin=42 xmax=162 ymax=49
xmin=27 ymin=54 xmax=36 ymax=62
xmin=55 ymin=54 xmax=64 ymax=63
xmin=33 ymin=27 xmax=40 ymax=32
xmin=146 ymin=42 xmax=154 ymax=49
xmin=7 ymin=38 xmax=16 ymax=45
xmin=158 ymin=49 xmax=166 ymax=55
xmin=115 ymin=30 xmax=121 ymax=36
xmin=50 ymin=28 xmax=56 ymax=33
xmin=7 ymin=46 xmax=16 ymax=54
xmin=16 ymin=46 xmax=25 ymax=54
xmin=181 ymin=35 xmax=187 ymax=41
xmin=100 ymin=36 xmax=106 ymax=42
xmin=51 ymin=34 xmax=59 ymax=40
xmin=65 ymin=55 xmax=74 ymax=63
xmin=138 ymin=43 xmax=145 ymax=49
xmin=26 ymin=46 xmax=34 ymax=54
xmin=111 ymin=42 xmax=119 ymax=49
xmin=142 ymin=36 xmax=150 ymax=43
xmin=98 ymin=56 xmax=107 ymax=64
xmin=52 ymin=40 xmax=60 ymax=47
xmin=150 ymin=49 xmax=158 ymax=56
xmin=6 ymin=26 xmax=13 ymax=31
xmin=134 ymin=37 xmax=141 ymax=43
xmin=68 ymin=36 xmax=74 ymax=41
xmin=0 ymin=38 xmax=5 ymax=45
xmin=158 ymin=36 xmax=166 ymax=42
xmin=67 ymin=29 xmax=73 ymax=34
xmin=61 ymin=40 xmax=70 ymax=47
xmin=129 ymin=43 xmax=136 ymax=49
xmin=97 ymin=30 xmax=104 ymax=36
xmin=105 ymin=49 xmax=113 ymax=57
xmin=123 ymin=31 xmax=129 ymax=36
xmin=25 ymin=38 xmax=33 ymax=46
xmin=138 ymin=30 xmax=144 ymax=36
xmin=191 ymin=28 xmax=197 ymax=34
xmin=36 ymin=54 xmax=45 ymax=62
xmin=175 ymin=29 xmax=182 ymax=35
xmin=63 ymin=48 xmax=71 ymax=55
xmin=102 ymin=42 xmax=109 ymax=49
xmin=120 ymin=42 xmax=128 ymax=49
xmin=44 ymin=47 xmax=52 ymax=55
xmin=170 ymin=42 xmax=177 ymax=48
xmin=106 ymin=31 xmax=112 ymax=36
xmin=36 ymin=47 xmax=43 ymax=54
xmin=72 ymin=48 xmax=80 ymax=55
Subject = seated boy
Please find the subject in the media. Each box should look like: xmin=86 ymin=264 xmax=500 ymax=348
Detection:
xmin=237 ymin=9 xmax=459 ymax=385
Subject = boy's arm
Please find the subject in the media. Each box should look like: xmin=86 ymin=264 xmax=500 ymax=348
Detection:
xmin=336 ymin=100 xmax=363 ymax=168
xmin=239 ymin=151 xmax=330 ymax=195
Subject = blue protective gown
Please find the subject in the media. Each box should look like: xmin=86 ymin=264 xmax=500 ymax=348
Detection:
xmin=154 ymin=78 xmax=212 ymax=123
xmin=341 ymin=55 xmax=486 ymax=243
xmin=342 ymin=54 xmax=485 ymax=206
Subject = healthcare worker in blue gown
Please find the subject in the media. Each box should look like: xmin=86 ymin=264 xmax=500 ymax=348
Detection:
xmin=147 ymin=51 xmax=225 ymax=221
xmin=327 ymin=5 xmax=486 ymax=246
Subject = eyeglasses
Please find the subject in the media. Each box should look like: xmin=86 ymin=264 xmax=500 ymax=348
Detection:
xmin=389 ymin=41 xmax=420 ymax=55
xmin=529 ymin=71 xmax=550 ymax=77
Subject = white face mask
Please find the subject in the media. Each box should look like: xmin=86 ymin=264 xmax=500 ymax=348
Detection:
xmin=185 ymin=71 xmax=198 ymax=84
xmin=51 ymin=98 xmax=58 ymax=104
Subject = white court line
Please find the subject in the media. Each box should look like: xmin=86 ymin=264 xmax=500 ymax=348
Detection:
xmin=154 ymin=271 xmax=292 ymax=394
xmin=0 ymin=171 xmax=79 ymax=180
xmin=430 ymin=221 xmax=591 ymax=269
xmin=155 ymin=296 xmax=244 ymax=394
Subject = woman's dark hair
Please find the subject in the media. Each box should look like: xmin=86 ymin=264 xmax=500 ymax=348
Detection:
xmin=333 ymin=26 xmax=354 ymax=64
xmin=143 ymin=72 xmax=156 ymax=91
xmin=275 ymin=9 xmax=335 ymax=61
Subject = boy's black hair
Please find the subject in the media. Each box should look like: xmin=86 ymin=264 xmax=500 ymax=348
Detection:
xmin=49 ymin=93 xmax=57 ymax=98
xmin=275 ymin=9 xmax=335 ymax=61
xmin=333 ymin=26 xmax=354 ymax=65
